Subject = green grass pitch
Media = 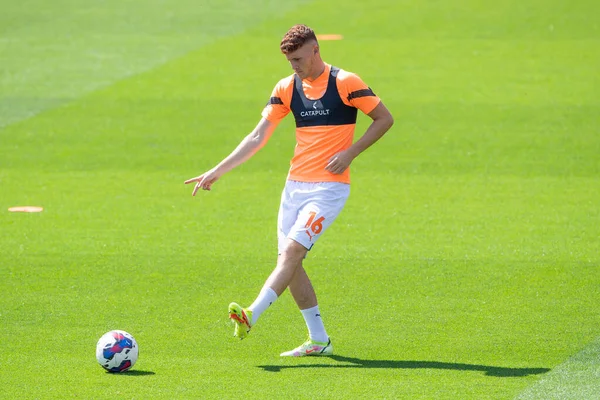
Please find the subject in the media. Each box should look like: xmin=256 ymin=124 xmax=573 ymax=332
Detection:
xmin=1 ymin=0 xmax=599 ymax=398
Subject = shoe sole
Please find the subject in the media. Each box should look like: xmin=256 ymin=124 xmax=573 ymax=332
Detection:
xmin=228 ymin=302 xmax=250 ymax=339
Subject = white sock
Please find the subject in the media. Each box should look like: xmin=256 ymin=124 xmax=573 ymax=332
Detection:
xmin=301 ymin=305 xmax=329 ymax=342
xmin=248 ymin=287 xmax=278 ymax=326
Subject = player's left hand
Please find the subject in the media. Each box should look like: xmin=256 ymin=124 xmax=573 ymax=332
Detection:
xmin=325 ymin=151 xmax=354 ymax=175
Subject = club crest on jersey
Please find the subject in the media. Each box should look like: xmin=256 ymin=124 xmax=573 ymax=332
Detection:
xmin=300 ymin=100 xmax=331 ymax=117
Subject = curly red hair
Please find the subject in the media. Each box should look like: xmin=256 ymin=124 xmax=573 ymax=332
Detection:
xmin=280 ymin=24 xmax=318 ymax=54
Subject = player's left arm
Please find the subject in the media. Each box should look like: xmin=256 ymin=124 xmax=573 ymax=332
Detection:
xmin=325 ymin=101 xmax=394 ymax=175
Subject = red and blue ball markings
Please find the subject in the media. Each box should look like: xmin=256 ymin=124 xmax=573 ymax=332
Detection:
xmin=102 ymin=332 xmax=134 ymax=372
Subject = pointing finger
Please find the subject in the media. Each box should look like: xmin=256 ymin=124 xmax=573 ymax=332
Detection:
xmin=184 ymin=177 xmax=201 ymax=185
xmin=192 ymin=182 xmax=201 ymax=196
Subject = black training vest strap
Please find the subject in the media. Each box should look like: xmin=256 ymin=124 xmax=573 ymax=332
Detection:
xmin=290 ymin=66 xmax=358 ymax=128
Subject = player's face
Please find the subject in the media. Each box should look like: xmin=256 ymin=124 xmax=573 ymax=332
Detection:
xmin=285 ymin=42 xmax=319 ymax=80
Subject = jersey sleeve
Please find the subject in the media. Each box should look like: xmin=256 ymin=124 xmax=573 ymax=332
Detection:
xmin=261 ymin=77 xmax=292 ymax=123
xmin=337 ymin=70 xmax=381 ymax=115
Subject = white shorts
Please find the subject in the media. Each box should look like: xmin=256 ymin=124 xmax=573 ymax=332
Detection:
xmin=277 ymin=180 xmax=350 ymax=253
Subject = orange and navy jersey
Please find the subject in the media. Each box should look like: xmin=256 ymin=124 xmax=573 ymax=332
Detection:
xmin=261 ymin=63 xmax=380 ymax=184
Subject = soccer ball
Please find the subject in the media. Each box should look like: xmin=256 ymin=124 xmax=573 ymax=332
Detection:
xmin=96 ymin=330 xmax=139 ymax=373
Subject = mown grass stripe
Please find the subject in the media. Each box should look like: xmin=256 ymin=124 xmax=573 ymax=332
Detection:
xmin=0 ymin=0 xmax=311 ymax=128
xmin=515 ymin=337 xmax=600 ymax=400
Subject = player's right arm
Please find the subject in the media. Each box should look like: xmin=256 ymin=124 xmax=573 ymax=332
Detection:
xmin=184 ymin=117 xmax=277 ymax=196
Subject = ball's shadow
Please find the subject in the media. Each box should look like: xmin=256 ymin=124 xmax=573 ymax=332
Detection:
xmin=106 ymin=370 xmax=156 ymax=376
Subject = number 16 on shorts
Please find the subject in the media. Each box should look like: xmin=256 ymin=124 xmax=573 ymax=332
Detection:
xmin=304 ymin=211 xmax=325 ymax=242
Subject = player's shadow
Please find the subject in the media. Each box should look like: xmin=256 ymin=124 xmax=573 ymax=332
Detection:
xmin=258 ymin=355 xmax=550 ymax=377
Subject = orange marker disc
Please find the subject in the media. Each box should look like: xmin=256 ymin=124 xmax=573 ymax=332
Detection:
xmin=8 ymin=206 xmax=44 ymax=213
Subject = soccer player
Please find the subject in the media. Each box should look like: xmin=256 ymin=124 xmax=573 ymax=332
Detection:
xmin=185 ymin=24 xmax=394 ymax=356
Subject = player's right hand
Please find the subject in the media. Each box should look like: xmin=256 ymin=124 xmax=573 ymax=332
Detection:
xmin=184 ymin=168 xmax=220 ymax=196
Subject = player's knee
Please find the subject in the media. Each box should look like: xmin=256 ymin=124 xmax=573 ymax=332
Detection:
xmin=281 ymin=240 xmax=307 ymax=262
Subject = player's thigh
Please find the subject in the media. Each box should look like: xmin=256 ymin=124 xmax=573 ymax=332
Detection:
xmin=277 ymin=182 xmax=301 ymax=254
xmin=287 ymin=183 xmax=350 ymax=250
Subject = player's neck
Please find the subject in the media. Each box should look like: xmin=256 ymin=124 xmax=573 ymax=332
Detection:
xmin=305 ymin=61 xmax=326 ymax=82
